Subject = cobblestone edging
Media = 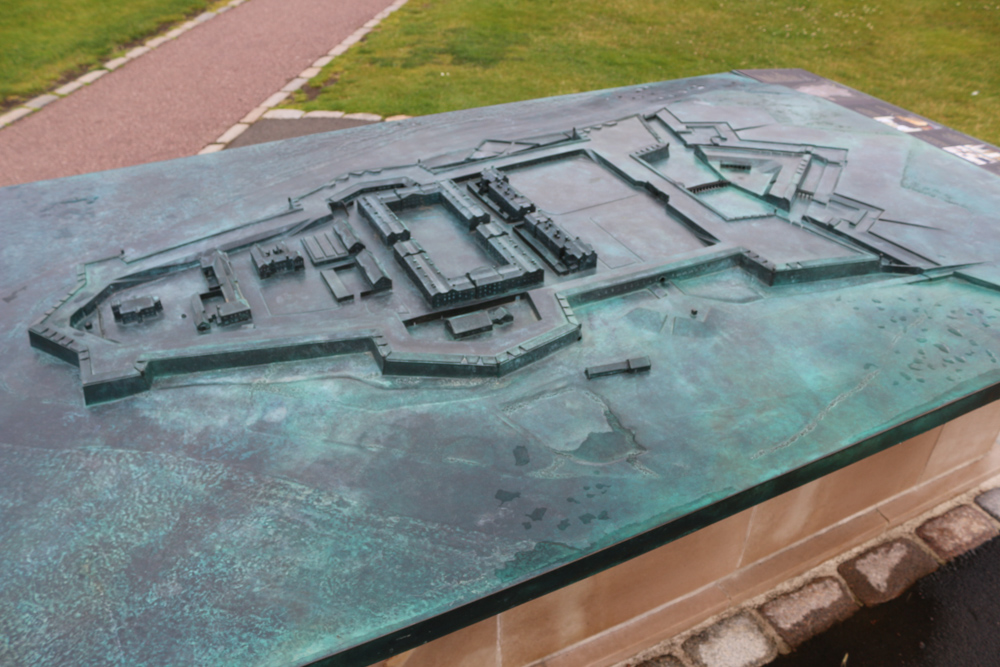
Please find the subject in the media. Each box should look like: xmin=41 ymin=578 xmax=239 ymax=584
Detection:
xmin=620 ymin=477 xmax=1000 ymax=667
xmin=198 ymin=0 xmax=411 ymax=154
xmin=0 ymin=0 xmax=250 ymax=131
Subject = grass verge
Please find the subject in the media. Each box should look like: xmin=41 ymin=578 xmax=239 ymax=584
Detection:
xmin=0 ymin=0 xmax=216 ymax=109
xmin=289 ymin=0 xmax=1000 ymax=144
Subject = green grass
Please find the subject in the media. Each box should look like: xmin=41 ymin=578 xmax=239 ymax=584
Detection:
xmin=0 ymin=0 xmax=215 ymax=108
xmin=290 ymin=0 xmax=1000 ymax=145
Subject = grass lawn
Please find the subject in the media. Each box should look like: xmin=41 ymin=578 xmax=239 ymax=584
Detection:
xmin=0 ymin=0 xmax=216 ymax=109
xmin=290 ymin=0 xmax=1000 ymax=145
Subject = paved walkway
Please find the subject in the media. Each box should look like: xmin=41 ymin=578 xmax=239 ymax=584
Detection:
xmin=627 ymin=482 xmax=1000 ymax=667
xmin=772 ymin=532 xmax=1000 ymax=667
xmin=0 ymin=0 xmax=394 ymax=188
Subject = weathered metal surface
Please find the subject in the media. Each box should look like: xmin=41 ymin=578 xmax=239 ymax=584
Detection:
xmin=2 ymin=70 xmax=1000 ymax=666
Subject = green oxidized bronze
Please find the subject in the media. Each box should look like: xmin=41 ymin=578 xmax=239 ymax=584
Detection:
xmin=3 ymin=70 xmax=1000 ymax=666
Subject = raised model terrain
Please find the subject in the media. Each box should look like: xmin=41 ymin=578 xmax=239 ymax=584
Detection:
xmin=32 ymin=87 xmax=991 ymax=405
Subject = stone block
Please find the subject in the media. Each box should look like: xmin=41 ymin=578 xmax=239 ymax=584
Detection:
xmin=682 ymin=613 xmax=777 ymax=667
xmin=304 ymin=110 xmax=345 ymax=119
xmin=105 ymin=56 xmax=129 ymax=70
xmin=398 ymin=618 xmax=495 ymax=667
xmin=0 ymin=107 xmax=33 ymax=127
xmin=125 ymin=45 xmax=150 ymax=59
xmin=975 ymin=487 xmax=1000 ymax=521
xmin=25 ymin=94 xmax=59 ymax=109
xmin=920 ymin=401 xmax=1000 ymax=482
xmin=738 ymin=426 xmax=941 ymax=565
xmin=877 ymin=445 xmax=1000 ymax=528
xmin=198 ymin=144 xmax=225 ymax=155
xmin=758 ymin=577 xmax=857 ymax=647
xmin=721 ymin=510 xmax=886 ymax=606
xmin=260 ymin=91 xmax=291 ymax=108
xmin=241 ymin=106 xmax=268 ymax=124
xmin=916 ymin=505 xmax=999 ymax=560
xmin=54 ymin=81 xmax=84 ymax=96
xmin=535 ymin=585 xmax=730 ymax=667
xmin=838 ymin=538 xmax=938 ymax=605
xmin=499 ymin=511 xmax=751 ymax=667
xmin=281 ymin=78 xmax=308 ymax=93
xmin=216 ymin=123 xmax=249 ymax=144
xmin=263 ymin=109 xmax=305 ymax=120
xmin=344 ymin=112 xmax=383 ymax=121
xmin=77 ymin=70 xmax=108 ymax=84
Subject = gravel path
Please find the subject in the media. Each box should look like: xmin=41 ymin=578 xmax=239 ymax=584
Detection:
xmin=0 ymin=0 xmax=394 ymax=187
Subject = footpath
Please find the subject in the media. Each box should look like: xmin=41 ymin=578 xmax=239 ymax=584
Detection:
xmin=0 ymin=0 xmax=396 ymax=188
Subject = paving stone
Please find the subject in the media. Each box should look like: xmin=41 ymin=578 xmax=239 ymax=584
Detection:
xmin=758 ymin=576 xmax=858 ymax=647
xmin=164 ymin=27 xmax=186 ymax=39
xmin=145 ymin=36 xmax=169 ymax=49
xmin=344 ymin=112 xmax=382 ymax=121
xmin=328 ymin=43 xmax=350 ymax=57
xmin=198 ymin=144 xmax=225 ymax=155
xmin=104 ymin=57 xmax=129 ymax=70
xmin=263 ymin=109 xmax=305 ymax=120
xmin=385 ymin=114 xmax=412 ymax=121
xmin=917 ymin=505 xmax=999 ymax=560
xmin=126 ymin=45 xmax=151 ymax=59
xmin=682 ymin=613 xmax=777 ymax=667
xmin=299 ymin=67 xmax=322 ymax=79
xmin=77 ymin=69 xmax=108 ymax=84
xmin=281 ymin=78 xmax=308 ymax=93
xmin=636 ymin=655 xmax=685 ymax=667
xmin=241 ymin=106 xmax=269 ymax=124
xmin=54 ymin=81 xmax=84 ymax=96
xmin=0 ymin=107 xmax=33 ymax=127
xmin=216 ymin=123 xmax=249 ymax=144
xmin=975 ymin=487 xmax=1000 ymax=521
xmin=261 ymin=91 xmax=291 ymax=108
xmin=25 ymin=94 xmax=59 ymax=109
xmin=838 ymin=537 xmax=938 ymax=605
xmin=304 ymin=110 xmax=344 ymax=118
xmin=312 ymin=56 xmax=334 ymax=68
xmin=194 ymin=11 xmax=216 ymax=22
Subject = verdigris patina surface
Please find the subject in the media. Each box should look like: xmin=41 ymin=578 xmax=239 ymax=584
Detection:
xmin=2 ymin=70 xmax=1000 ymax=666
